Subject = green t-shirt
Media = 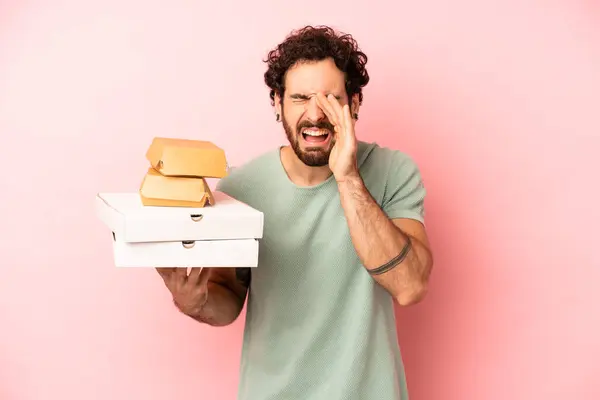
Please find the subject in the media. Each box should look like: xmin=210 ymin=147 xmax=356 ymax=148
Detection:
xmin=216 ymin=141 xmax=426 ymax=400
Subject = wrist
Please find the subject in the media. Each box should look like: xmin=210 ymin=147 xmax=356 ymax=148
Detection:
xmin=334 ymin=167 xmax=361 ymax=184
xmin=336 ymin=170 xmax=363 ymax=188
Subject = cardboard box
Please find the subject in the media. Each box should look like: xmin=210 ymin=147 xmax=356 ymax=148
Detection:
xmin=96 ymin=191 xmax=264 ymax=243
xmin=111 ymin=238 xmax=259 ymax=268
xmin=139 ymin=168 xmax=215 ymax=207
xmin=96 ymin=191 xmax=264 ymax=268
xmin=146 ymin=137 xmax=228 ymax=178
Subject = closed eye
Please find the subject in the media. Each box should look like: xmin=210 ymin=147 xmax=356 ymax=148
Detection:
xmin=288 ymin=93 xmax=343 ymax=105
xmin=290 ymin=94 xmax=311 ymax=103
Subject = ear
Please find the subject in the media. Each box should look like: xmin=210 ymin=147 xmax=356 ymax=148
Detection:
xmin=274 ymin=93 xmax=283 ymax=120
xmin=350 ymin=94 xmax=360 ymax=118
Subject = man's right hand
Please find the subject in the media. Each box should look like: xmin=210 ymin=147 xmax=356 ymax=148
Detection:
xmin=156 ymin=267 xmax=211 ymax=318
xmin=155 ymin=267 xmax=249 ymax=327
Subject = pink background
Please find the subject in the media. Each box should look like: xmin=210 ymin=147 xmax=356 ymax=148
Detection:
xmin=1 ymin=1 xmax=599 ymax=399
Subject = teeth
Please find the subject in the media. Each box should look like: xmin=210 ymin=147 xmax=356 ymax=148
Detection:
xmin=302 ymin=129 xmax=328 ymax=136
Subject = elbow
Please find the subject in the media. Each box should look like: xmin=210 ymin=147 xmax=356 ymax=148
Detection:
xmin=395 ymin=282 xmax=429 ymax=306
xmin=395 ymin=260 xmax=433 ymax=306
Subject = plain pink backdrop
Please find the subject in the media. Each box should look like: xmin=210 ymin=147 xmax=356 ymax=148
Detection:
xmin=1 ymin=1 xmax=599 ymax=399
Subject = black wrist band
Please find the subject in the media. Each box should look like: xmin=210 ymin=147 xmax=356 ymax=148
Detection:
xmin=368 ymin=236 xmax=412 ymax=275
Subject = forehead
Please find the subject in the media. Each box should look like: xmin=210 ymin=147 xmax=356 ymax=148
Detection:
xmin=284 ymin=58 xmax=346 ymax=95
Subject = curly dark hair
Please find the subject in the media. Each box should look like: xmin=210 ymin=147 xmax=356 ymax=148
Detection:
xmin=263 ymin=25 xmax=369 ymax=107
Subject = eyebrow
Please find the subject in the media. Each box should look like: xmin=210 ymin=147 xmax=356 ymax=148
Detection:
xmin=289 ymin=93 xmax=342 ymax=100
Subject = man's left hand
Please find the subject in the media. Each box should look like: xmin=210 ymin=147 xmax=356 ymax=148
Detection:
xmin=315 ymin=93 xmax=359 ymax=183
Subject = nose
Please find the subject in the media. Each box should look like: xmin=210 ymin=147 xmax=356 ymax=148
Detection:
xmin=305 ymin=96 xmax=326 ymax=122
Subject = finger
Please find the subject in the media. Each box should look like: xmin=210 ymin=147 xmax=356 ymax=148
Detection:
xmin=342 ymin=104 xmax=354 ymax=136
xmin=315 ymin=93 xmax=339 ymax=126
xmin=156 ymin=267 xmax=175 ymax=281
xmin=198 ymin=267 xmax=212 ymax=286
xmin=314 ymin=93 xmax=336 ymax=124
xmin=187 ymin=267 xmax=204 ymax=284
xmin=323 ymin=94 xmax=352 ymax=143
xmin=174 ymin=267 xmax=188 ymax=284
xmin=326 ymin=94 xmax=345 ymax=125
xmin=344 ymin=105 xmax=358 ymax=146
xmin=187 ymin=268 xmax=211 ymax=294
xmin=155 ymin=268 xmax=178 ymax=292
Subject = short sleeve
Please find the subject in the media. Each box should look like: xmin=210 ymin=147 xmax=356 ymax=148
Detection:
xmin=381 ymin=152 xmax=426 ymax=224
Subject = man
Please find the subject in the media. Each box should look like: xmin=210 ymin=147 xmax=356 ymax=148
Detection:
xmin=157 ymin=25 xmax=434 ymax=400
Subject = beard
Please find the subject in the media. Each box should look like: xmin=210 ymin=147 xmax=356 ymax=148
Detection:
xmin=282 ymin=114 xmax=336 ymax=167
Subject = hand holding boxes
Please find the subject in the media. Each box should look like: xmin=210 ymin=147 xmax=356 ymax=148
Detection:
xmin=95 ymin=137 xmax=264 ymax=268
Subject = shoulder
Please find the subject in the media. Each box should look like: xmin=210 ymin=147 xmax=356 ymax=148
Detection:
xmin=357 ymin=141 xmax=426 ymax=221
xmin=357 ymin=140 xmax=422 ymax=181
xmin=216 ymin=147 xmax=279 ymax=199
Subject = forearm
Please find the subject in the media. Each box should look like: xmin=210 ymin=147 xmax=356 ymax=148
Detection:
xmin=337 ymin=175 xmax=431 ymax=305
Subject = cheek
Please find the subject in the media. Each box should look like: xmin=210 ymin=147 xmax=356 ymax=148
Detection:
xmin=284 ymin=110 xmax=303 ymax=129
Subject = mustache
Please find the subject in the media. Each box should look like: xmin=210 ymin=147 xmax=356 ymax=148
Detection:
xmin=297 ymin=120 xmax=334 ymax=132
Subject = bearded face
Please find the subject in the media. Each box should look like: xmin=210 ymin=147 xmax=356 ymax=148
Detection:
xmin=275 ymin=58 xmax=357 ymax=168
xmin=281 ymin=104 xmax=336 ymax=167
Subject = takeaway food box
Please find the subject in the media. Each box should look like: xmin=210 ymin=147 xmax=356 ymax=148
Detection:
xmin=95 ymin=137 xmax=264 ymax=268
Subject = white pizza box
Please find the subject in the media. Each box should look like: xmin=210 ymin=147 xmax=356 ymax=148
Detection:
xmin=95 ymin=191 xmax=264 ymax=243
xmin=111 ymin=237 xmax=259 ymax=268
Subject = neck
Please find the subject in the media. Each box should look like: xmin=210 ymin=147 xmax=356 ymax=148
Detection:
xmin=279 ymin=146 xmax=333 ymax=187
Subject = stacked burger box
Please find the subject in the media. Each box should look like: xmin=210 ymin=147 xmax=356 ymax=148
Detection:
xmin=140 ymin=137 xmax=224 ymax=208
xmin=95 ymin=137 xmax=264 ymax=268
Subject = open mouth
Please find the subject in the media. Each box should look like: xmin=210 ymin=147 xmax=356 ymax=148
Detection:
xmin=301 ymin=128 xmax=331 ymax=144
